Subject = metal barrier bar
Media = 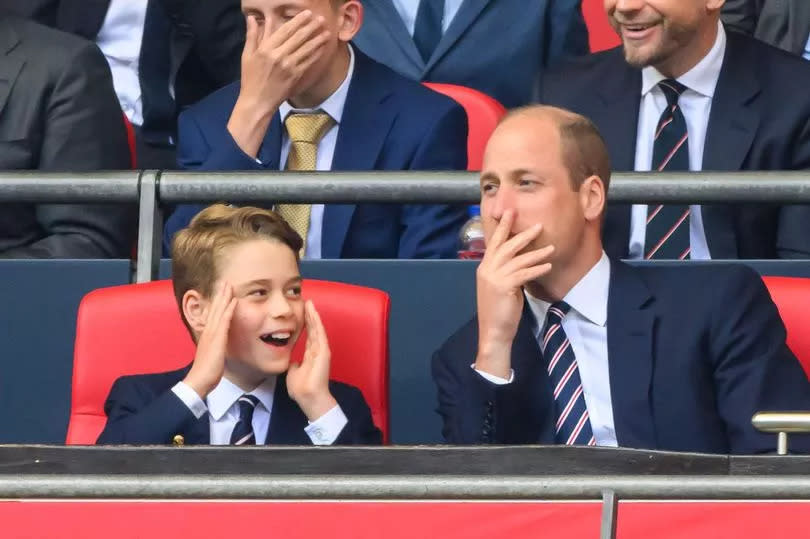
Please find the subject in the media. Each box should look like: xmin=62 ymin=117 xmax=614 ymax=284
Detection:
xmin=2 ymin=170 xmax=810 ymax=204
xmin=157 ymin=170 xmax=810 ymax=204
xmin=3 ymin=474 xmax=810 ymax=499
xmin=0 ymin=172 xmax=140 ymax=203
xmin=135 ymin=171 xmax=162 ymax=283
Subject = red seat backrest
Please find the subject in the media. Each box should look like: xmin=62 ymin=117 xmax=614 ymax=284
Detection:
xmin=67 ymin=279 xmax=390 ymax=444
xmin=582 ymin=0 xmax=621 ymax=52
xmin=762 ymin=276 xmax=810 ymax=378
xmin=122 ymin=113 xmax=137 ymax=169
xmin=423 ymin=82 xmax=506 ymax=171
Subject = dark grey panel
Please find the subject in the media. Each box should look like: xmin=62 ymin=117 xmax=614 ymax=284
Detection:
xmin=0 ymin=261 xmax=131 ymax=443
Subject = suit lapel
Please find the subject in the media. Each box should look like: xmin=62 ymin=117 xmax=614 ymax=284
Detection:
xmin=266 ymin=374 xmax=311 ymax=444
xmin=425 ymin=0 xmax=491 ymax=73
xmin=321 ymin=51 xmax=397 ymax=258
xmin=606 ymin=260 xmax=657 ymax=449
xmin=0 ymin=18 xmax=23 ymax=120
xmin=367 ymin=1 xmax=424 ymax=71
xmin=185 ymin=414 xmax=210 ymax=444
xmin=512 ymin=304 xmax=556 ymax=444
xmin=701 ymin=31 xmax=761 ymax=258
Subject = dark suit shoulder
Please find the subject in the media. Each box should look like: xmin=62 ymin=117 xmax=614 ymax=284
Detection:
xmin=434 ymin=315 xmax=479 ymax=369
xmin=179 ymin=81 xmax=240 ymax=126
xmin=109 ymin=365 xmax=191 ymax=398
xmin=7 ymin=15 xmax=102 ymax=63
xmin=725 ymin=28 xmax=810 ymax=84
xmin=542 ymin=46 xmax=628 ymax=95
xmin=354 ymin=48 xmax=462 ymax=115
xmin=625 ymin=261 xmax=765 ymax=307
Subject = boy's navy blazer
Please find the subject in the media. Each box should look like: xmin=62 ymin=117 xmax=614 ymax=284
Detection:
xmin=163 ymin=48 xmax=469 ymax=259
xmin=432 ymin=260 xmax=810 ymax=454
xmin=97 ymin=366 xmax=382 ymax=445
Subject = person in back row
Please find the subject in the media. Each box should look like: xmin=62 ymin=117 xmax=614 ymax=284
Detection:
xmin=542 ymin=0 xmax=810 ymax=260
xmin=98 ymin=204 xmax=382 ymax=445
xmin=432 ymin=106 xmax=810 ymax=453
xmin=353 ymin=0 xmax=589 ymax=108
xmin=163 ymin=0 xmax=469 ymax=260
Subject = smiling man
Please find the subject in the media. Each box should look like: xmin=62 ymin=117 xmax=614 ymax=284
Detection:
xmin=541 ymin=0 xmax=810 ymax=261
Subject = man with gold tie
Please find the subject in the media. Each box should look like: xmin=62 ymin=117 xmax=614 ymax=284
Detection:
xmin=163 ymin=0 xmax=469 ymax=259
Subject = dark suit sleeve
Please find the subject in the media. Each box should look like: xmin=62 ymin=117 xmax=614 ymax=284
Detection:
xmin=332 ymin=384 xmax=383 ymax=445
xmin=721 ymin=0 xmax=763 ymax=35
xmin=0 ymin=40 xmax=135 ymax=259
xmin=544 ymin=0 xmax=590 ymax=63
xmin=709 ymin=265 xmax=810 ymax=454
xmin=165 ymin=107 xmax=263 ymax=252
xmin=398 ymin=102 xmax=469 ymax=259
xmin=97 ymin=376 xmax=202 ymax=444
xmin=158 ymin=0 xmax=244 ymax=88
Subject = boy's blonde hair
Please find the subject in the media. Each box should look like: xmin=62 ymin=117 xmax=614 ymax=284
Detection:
xmin=171 ymin=204 xmax=303 ymax=336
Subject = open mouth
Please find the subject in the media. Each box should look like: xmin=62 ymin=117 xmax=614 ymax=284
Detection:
xmin=622 ymin=22 xmax=659 ymax=39
xmin=260 ymin=331 xmax=292 ymax=347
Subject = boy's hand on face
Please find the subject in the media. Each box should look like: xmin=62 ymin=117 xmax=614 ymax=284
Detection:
xmin=227 ymin=10 xmax=330 ymax=158
xmin=475 ymin=210 xmax=554 ymax=379
xmin=183 ymin=283 xmax=237 ymax=400
xmin=287 ymin=300 xmax=338 ymax=421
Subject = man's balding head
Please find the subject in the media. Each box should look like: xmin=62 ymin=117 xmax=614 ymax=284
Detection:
xmin=494 ymin=106 xmax=611 ymax=192
xmin=479 ymin=105 xmax=609 ymax=288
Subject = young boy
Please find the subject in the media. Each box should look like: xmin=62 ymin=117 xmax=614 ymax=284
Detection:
xmin=97 ymin=204 xmax=382 ymax=445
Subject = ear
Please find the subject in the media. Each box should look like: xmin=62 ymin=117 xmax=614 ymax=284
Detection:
xmin=580 ymin=175 xmax=606 ymax=223
xmin=336 ymin=0 xmax=363 ymax=42
xmin=182 ymin=289 xmax=210 ymax=337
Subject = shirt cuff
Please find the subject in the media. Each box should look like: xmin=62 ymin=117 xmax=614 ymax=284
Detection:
xmin=171 ymin=381 xmax=208 ymax=419
xmin=304 ymin=404 xmax=348 ymax=445
xmin=471 ymin=364 xmax=515 ymax=385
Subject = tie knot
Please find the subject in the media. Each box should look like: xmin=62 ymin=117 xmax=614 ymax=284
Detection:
xmin=546 ymin=301 xmax=571 ymax=323
xmin=284 ymin=112 xmax=335 ymax=144
xmin=658 ymin=79 xmax=687 ymax=107
xmin=237 ymin=394 xmax=259 ymax=419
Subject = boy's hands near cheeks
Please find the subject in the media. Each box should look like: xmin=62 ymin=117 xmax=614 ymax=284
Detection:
xmin=183 ymin=283 xmax=237 ymax=399
xmin=475 ymin=209 xmax=554 ymax=379
xmin=287 ymin=300 xmax=338 ymax=421
xmin=227 ymin=10 xmax=331 ymax=158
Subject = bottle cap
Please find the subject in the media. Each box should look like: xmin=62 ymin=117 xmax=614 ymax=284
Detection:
xmin=467 ymin=205 xmax=481 ymax=217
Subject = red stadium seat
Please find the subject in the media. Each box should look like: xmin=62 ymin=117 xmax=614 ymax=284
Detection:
xmin=762 ymin=276 xmax=810 ymax=378
xmin=122 ymin=113 xmax=137 ymax=169
xmin=67 ymin=279 xmax=391 ymax=444
xmin=423 ymin=82 xmax=506 ymax=171
xmin=582 ymin=0 xmax=621 ymax=52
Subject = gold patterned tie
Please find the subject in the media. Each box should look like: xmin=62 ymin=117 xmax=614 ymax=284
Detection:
xmin=277 ymin=111 xmax=335 ymax=255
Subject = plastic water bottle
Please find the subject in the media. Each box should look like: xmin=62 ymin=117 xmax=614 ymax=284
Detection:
xmin=458 ymin=206 xmax=486 ymax=259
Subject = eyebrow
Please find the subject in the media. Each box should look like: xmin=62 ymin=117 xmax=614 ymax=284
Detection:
xmin=239 ymin=276 xmax=303 ymax=289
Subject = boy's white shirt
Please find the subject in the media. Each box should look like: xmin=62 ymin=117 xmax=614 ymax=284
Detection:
xmin=171 ymin=375 xmax=347 ymax=445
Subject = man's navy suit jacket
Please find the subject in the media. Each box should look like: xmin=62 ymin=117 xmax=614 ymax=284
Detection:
xmin=541 ymin=28 xmax=810 ymax=259
xmin=163 ymin=49 xmax=469 ymax=259
xmin=97 ymin=366 xmax=382 ymax=445
xmin=353 ymin=0 xmax=589 ymax=109
xmin=432 ymin=261 xmax=810 ymax=454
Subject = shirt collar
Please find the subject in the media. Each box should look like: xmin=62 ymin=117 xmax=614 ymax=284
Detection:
xmin=641 ymin=20 xmax=726 ymax=98
xmin=206 ymin=375 xmax=277 ymax=421
xmin=524 ymin=251 xmax=611 ymax=329
xmin=278 ymin=43 xmax=355 ymax=125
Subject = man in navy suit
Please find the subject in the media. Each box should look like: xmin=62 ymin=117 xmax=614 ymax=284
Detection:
xmin=432 ymin=106 xmax=810 ymax=454
xmin=542 ymin=0 xmax=810 ymax=260
xmin=163 ymin=0 xmax=469 ymax=259
xmin=353 ymin=0 xmax=589 ymax=109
